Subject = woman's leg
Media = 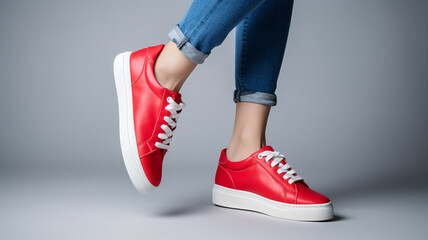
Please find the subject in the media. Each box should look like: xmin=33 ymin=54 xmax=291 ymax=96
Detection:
xmin=154 ymin=0 xmax=267 ymax=92
xmin=226 ymin=0 xmax=294 ymax=162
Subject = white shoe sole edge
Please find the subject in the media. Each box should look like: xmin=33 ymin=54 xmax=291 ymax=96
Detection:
xmin=113 ymin=52 xmax=156 ymax=193
xmin=212 ymin=184 xmax=334 ymax=221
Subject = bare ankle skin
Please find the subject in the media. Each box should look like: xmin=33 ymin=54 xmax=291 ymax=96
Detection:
xmin=226 ymin=102 xmax=271 ymax=162
xmin=154 ymin=41 xmax=197 ymax=92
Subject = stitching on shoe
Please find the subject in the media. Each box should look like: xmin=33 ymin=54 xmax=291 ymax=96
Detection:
xmin=219 ymin=165 xmax=236 ymax=189
xmin=132 ymin=48 xmax=148 ymax=85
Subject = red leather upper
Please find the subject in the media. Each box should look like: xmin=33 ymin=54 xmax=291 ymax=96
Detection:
xmin=215 ymin=146 xmax=330 ymax=204
xmin=129 ymin=44 xmax=182 ymax=186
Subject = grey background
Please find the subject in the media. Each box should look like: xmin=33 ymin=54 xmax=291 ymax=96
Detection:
xmin=1 ymin=0 xmax=427 ymax=239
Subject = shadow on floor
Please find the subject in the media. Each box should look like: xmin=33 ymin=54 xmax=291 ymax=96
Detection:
xmin=158 ymin=200 xmax=213 ymax=217
xmin=327 ymin=214 xmax=347 ymax=222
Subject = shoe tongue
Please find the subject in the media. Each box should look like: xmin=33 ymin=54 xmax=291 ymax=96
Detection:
xmin=255 ymin=145 xmax=288 ymax=163
xmin=167 ymin=90 xmax=182 ymax=103
xmin=258 ymin=145 xmax=274 ymax=153
xmin=251 ymin=145 xmax=275 ymax=158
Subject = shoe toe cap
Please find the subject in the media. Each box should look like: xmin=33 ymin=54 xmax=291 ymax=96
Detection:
xmin=295 ymin=183 xmax=330 ymax=204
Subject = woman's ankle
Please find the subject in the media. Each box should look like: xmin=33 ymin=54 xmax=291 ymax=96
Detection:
xmin=226 ymin=140 xmax=266 ymax=162
xmin=154 ymin=41 xmax=197 ymax=92
xmin=154 ymin=63 xmax=184 ymax=92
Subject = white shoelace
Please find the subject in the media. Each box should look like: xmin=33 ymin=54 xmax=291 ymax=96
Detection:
xmin=154 ymin=96 xmax=185 ymax=150
xmin=258 ymin=151 xmax=304 ymax=184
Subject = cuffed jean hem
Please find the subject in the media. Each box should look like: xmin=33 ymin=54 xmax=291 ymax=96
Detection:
xmin=233 ymin=90 xmax=277 ymax=106
xmin=168 ymin=24 xmax=210 ymax=64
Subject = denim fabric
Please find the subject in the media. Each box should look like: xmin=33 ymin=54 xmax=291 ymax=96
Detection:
xmin=168 ymin=0 xmax=294 ymax=106
xmin=233 ymin=90 xmax=277 ymax=106
xmin=168 ymin=25 xmax=210 ymax=64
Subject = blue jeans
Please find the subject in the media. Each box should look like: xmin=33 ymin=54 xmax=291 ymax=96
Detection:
xmin=168 ymin=0 xmax=294 ymax=106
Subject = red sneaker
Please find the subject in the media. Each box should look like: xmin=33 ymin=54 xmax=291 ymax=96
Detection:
xmin=213 ymin=146 xmax=333 ymax=221
xmin=113 ymin=44 xmax=184 ymax=193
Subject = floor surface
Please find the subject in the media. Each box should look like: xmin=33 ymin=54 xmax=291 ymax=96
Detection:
xmin=1 ymin=164 xmax=427 ymax=240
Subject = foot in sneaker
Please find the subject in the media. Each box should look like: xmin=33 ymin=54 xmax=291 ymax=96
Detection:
xmin=113 ymin=44 xmax=185 ymax=193
xmin=213 ymin=146 xmax=334 ymax=221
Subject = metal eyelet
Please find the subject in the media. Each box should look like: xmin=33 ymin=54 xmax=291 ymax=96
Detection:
xmin=167 ymin=97 xmax=172 ymax=102
xmin=258 ymin=154 xmax=263 ymax=159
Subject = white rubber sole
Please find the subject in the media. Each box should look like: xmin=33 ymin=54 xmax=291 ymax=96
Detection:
xmin=113 ymin=52 xmax=156 ymax=193
xmin=212 ymin=184 xmax=334 ymax=221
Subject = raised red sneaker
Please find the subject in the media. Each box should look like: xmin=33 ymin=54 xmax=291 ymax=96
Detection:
xmin=113 ymin=44 xmax=184 ymax=193
xmin=213 ymin=146 xmax=333 ymax=221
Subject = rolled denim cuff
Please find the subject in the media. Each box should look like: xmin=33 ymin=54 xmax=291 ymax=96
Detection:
xmin=233 ymin=90 xmax=277 ymax=106
xmin=168 ymin=24 xmax=210 ymax=64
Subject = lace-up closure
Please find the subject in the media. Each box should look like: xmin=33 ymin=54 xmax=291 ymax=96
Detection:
xmin=258 ymin=151 xmax=303 ymax=184
xmin=155 ymin=96 xmax=185 ymax=150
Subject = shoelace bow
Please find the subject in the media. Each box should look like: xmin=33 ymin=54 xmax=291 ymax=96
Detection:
xmin=155 ymin=96 xmax=185 ymax=150
xmin=258 ymin=151 xmax=303 ymax=184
